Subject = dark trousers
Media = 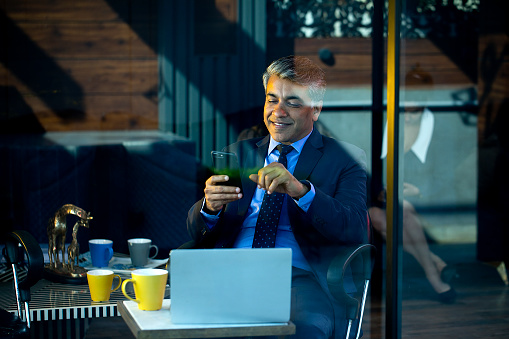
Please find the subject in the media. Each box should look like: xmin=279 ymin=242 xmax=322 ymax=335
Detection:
xmin=258 ymin=267 xmax=358 ymax=339
xmin=227 ymin=267 xmax=359 ymax=339
xmin=289 ymin=267 xmax=336 ymax=338
xmin=290 ymin=266 xmax=359 ymax=339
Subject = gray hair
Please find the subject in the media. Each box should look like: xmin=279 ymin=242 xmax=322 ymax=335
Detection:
xmin=262 ymin=55 xmax=326 ymax=104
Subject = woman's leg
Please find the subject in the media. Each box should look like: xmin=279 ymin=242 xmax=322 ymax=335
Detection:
xmin=401 ymin=201 xmax=451 ymax=293
xmin=368 ymin=204 xmax=451 ymax=294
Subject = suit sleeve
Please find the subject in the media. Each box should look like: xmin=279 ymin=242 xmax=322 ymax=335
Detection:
xmin=186 ymin=198 xmax=213 ymax=245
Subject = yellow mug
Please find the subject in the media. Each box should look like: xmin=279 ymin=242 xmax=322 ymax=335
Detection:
xmin=87 ymin=269 xmax=122 ymax=302
xmin=121 ymin=268 xmax=168 ymax=311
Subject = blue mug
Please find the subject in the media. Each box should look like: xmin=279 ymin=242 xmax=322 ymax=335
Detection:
xmin=89 ymin=239 xmax=114 ymax=268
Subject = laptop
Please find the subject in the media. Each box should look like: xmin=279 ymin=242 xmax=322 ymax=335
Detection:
xmin=169 ymin=248 xmax=292 ymax=324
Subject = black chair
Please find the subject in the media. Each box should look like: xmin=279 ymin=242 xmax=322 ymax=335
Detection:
xmin=326 ymin=211 xmax=376 ymax=339
xmin=327 ymin=243 xmax=376 ymax=339
xmin=1 ymin=230 xmax=44 ymax=339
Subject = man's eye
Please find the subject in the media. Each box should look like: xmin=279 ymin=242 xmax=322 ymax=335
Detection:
xmin=287 ymin=101 xmax=301 ymax=108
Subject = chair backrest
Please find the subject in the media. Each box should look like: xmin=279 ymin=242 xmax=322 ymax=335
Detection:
xmin=326 ymin=211 xmax=376 ymax=337
xmin=1 ymin=230 xmax=43 ymax=338
xmin=327 ymin=244 xmax=376 ymax=318
xmin=366 ymin=211 xmax=374 ymax=244
xmin=3 ymin=230 xmax=44 ymax=296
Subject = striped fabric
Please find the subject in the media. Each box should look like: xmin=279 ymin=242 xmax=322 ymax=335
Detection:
xmin=0 ymin=264 xmax=132 ymax=321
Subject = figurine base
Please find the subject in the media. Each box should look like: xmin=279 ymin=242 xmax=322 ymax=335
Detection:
xmin=43 ymin=263 xmax=88 ymax=285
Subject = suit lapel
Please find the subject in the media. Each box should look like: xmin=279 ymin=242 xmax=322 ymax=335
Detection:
xmin=294 ymin=129 xmax=324 ymax=181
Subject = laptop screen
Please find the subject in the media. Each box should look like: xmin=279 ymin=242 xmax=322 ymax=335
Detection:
xmin=170 ymin=248 xmax=292 ymax=324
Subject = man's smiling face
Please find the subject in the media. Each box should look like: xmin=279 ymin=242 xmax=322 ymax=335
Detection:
xmin=263 ymin=75 xmax=321 ymax=145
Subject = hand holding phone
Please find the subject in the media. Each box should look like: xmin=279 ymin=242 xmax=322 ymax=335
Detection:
xmin=211 ymin=151 xmax=243 ymax=193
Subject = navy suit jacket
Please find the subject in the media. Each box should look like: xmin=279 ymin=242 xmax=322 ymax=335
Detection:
xmin=186 ymin=128 xmax=368 ymax=297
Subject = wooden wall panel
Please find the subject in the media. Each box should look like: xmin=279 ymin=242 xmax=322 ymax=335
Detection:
xmin=12 ymin=23 xmax=156 ymax=58
xmin=1 ymin=0 xmax=158 ymax=132
xmin=295 ymin=37 xmax=474 ymax=88
xmin=3 ymin=0 xmax=126 ymax=21
xmin=295 ymin=37 xmax=373 ymax=54
xmin=7 ymin=60 xmax=157 ymax=94
xmin=294 ymin=37 xmax=373 ymax=87
xmin=23 ymin=95 xmax=158 ymax=131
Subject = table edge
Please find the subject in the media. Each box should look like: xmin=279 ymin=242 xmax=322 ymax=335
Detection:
xmin=117 ymin=301 xmax=296 ymax=339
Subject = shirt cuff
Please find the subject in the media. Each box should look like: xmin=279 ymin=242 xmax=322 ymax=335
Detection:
xmin=200 ymin=198 xmax=221 ymax=229
xmin=294 ymin=180 xmax=315 ymax=212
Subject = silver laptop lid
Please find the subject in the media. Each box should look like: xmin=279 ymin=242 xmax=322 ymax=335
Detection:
xmin=170 ymin=248 xmax=292 ymax=324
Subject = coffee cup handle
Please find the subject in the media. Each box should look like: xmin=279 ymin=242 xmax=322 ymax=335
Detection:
xmin=106 ymin=247 xmax=114 ymax=262
xmin=112 ymin=274 xmax=122 ymax=292
xmin=149 ymin=245 xmax=159 ymax=259
xmin=121 ymin=279 xmax=138 ymax=304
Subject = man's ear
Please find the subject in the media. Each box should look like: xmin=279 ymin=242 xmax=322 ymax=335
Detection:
xmin=312 ymin=101 xmax=323 ymax=121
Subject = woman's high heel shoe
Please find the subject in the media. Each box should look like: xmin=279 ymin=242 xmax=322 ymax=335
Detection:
xmin=440 ymin=266 xmax=458 ymax=284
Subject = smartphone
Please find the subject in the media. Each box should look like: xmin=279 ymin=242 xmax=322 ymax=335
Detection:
xmin=211 ymin=151 xmax=243 ymax=193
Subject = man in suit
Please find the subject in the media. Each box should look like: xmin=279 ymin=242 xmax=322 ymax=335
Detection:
xmin=187 ymin=56 xmax=368 ymax=338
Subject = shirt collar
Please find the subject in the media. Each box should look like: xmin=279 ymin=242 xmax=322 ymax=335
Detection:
xmin=380 ymin=108 xmax=434 ymax=164
xmin=268 ymin=129 xmax=312 ymax=156
xmin=410 ymin=108 xmax=434 ymax=163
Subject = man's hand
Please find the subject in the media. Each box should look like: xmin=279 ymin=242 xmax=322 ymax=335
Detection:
xmin=249 ymin=163 xmax=309 ymax=199
xmin=204 ymin=175 xmax=243 ymax=213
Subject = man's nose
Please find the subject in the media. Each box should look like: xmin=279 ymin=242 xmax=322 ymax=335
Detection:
xmin=273 ymin=102 xmax=288 ymax=116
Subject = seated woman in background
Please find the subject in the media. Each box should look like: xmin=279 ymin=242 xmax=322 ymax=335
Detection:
xmin=369 ymin=65 xmax=457 ymax=304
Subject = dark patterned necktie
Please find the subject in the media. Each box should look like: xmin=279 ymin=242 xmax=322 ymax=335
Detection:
xmin=252 ymin=144 xmax=293 ymax=248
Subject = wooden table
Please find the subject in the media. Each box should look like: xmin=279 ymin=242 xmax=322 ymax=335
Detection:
xmin=117 ymin=300 xmax=296 ymax=338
